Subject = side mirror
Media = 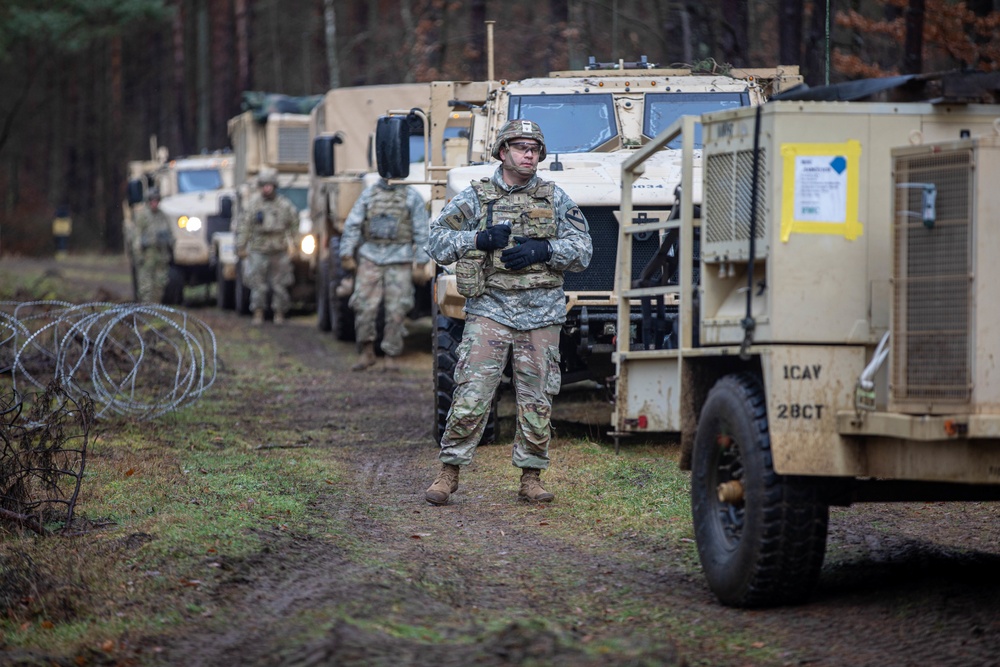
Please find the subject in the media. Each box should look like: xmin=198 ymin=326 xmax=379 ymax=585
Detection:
xmin=376 ymin=116 xmax=410 ymax=179
xmin=313 ymin=133 xmax=343 ymax=178
xmin=126 ymin=179 xmax=145 ymax=206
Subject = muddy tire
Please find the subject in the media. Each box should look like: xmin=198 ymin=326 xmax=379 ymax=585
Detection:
xmin=216 ymin=261 xmax=235 ymax=310
xmin=691 ymin=372 xmax=828 ymax=608
xmin=316 ymin=256 xmax=332 ymax=331
xmin=432 ymin=310 xmax=496 ymax=445
xmin=163 ymin=266 xmax=185 ymax=305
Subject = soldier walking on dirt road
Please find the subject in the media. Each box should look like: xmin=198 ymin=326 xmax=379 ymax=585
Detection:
xmin=236 ymin=168 xmax=298 ymax=325
xmin=133 ymin=188 xmax=173 ymax=303
xmin=423 ymin=119 xmax=592 ymax=505
xmin=339 ymin=178 xmax=430 ymax=371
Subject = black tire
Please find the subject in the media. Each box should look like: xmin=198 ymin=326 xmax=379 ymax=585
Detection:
xmin=316 ymin=255 xmax=332 ymax=331
xmin=432 ymin=310 xmax=497 ymax=445
xmin=328 ymin=237 xmax=356 ymax=341
xmin=216 ymin=261 xmax=235 ymax=310
xmin=234 ymin=260 xmax=251 ymax=315
xmin=163 ymin=265 xmax=185 ymax=305
xmin=691 ymin=372 xmax=828 ymax=608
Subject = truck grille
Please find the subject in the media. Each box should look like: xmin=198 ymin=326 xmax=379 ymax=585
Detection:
xmin=703 ymin=149 xmax=767 ymax=244
xmin=891 ymin=148 xmax=973 ymax=404
xmin=277 ymin=126 xmax=310 ymax=164
xmin=563 ymin=206 xmax=664 ymax=292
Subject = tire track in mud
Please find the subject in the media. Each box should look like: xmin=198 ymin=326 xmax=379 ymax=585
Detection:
xmin=145 ymin=312 xmax=1000 ymax=667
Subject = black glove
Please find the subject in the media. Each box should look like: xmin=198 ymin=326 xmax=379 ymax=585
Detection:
xmin=500 ymin=236 xmax=551 ymax=270
xmin=475 ymin=224 xmax=511 ymax=251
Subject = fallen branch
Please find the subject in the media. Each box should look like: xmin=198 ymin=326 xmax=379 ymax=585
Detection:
xmin=0 ymin=506 xmax=48 ymax=536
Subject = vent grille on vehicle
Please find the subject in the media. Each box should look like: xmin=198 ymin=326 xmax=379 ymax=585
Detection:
xmin=563 ymin=206 xmax=664 ymax=292
xmin=277 ymin=126 xmax=310 ymax=164
xmin=892 ymin=148 xmax=973 ymax=404
xmin=703 ymin=149 xmax=767 ymax=244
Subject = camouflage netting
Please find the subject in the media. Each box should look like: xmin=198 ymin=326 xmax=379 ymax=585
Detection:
xmin=241 ymin=91 xmax=324 ymax=122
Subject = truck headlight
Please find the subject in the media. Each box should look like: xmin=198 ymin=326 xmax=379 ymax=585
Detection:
xmin=300 ymin=234 xmax=316 ymax=255
xmin=178 ymin=215 xmax=203 ymax=232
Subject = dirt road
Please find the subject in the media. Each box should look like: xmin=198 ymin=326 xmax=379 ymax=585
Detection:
xmin=4 ymin=254 xmax=1000 ymax=666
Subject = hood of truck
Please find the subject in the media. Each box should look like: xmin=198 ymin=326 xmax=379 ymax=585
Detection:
xmin=444 ymin=150 xmax=702 ymax=209
xmin=158 ymin=190 xmax=234 ymax=224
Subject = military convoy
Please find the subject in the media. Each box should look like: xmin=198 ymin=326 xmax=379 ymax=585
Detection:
xmin=376 ymin=59 xmax=800 ymax=440
xmin=610 ymin=72 xmax=1000 ymax=607
xmin=216 ymin=95 xmax=321 ymax=313
xmin=309 ymin=82 xmax=480 ymax=339
xmin=124 ymin=148 xmax=236 ymax=304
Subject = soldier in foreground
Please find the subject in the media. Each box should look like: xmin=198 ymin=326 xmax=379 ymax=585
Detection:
xmin=133 ymin=188 xmax=173 ymax=303
xmin=339 ymin=178 xmax=430 ymax=371
xmin=236 ymin=168 xmax=298 ymax=325
xmin=423 ymin=120 xmax=592 ymax=504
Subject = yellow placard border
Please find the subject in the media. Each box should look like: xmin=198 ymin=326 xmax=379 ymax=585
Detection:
xmin=780 ymin=141 xmax=862 ymax=242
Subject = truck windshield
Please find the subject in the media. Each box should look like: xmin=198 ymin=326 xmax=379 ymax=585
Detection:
xmin=278 ymin=187 xmax=308 ymax=211
xmin=644 ymin=92 xmax=748 ymax=148
xmin=507 ymin=94 xmax=616 ymax=153
xmin=176 ymin=169 xmax=224 ymax=194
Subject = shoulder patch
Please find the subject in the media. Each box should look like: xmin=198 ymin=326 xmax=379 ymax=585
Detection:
xmin=566 ymin=207 xmax=588 ymax=232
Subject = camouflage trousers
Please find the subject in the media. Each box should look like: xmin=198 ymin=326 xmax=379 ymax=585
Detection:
xmin=349 ymin=258 xmax=414 ymax=356
xmin=438 ymin=315 xmax=561 ymax=470
xmin=243 ymin=251 xmax=293 ymax=315
xmin=137 ymin=249 xmax=170 ymax=303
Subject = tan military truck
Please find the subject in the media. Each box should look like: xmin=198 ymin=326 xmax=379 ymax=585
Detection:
xmin=217 ymin=95 xmax=320 ymax=313
xmin=376 ymin=58 xmax=799 ymax=441
xmin=611 ymin=72 xmax=1000 ymax=607
xmin=310 ymin=82 xmax=479 ymax=339
xmin=124 ymin=148 xmax=235 ymax=304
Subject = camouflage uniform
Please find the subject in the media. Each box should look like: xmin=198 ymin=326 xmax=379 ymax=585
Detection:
xmin=426 ymin=164 xmax=592 ymax=470
xmin=133 ymin=205 xmax=173 ymax=303
xmin=340 ymin=179 xmax=429 ymax=356
xmin=236 ymin=191 xmax=298 ymax=316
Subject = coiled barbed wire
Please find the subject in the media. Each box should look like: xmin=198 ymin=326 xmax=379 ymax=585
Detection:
xmin=1 ymin=301 xmax=217 ymax=421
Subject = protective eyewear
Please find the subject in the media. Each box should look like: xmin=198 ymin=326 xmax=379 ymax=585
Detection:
xmin=508 ymin=142 xmax=541 ymax=155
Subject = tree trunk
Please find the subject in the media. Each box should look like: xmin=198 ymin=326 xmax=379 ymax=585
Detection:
xmin=235 ymin=0 xmax=251 ymax=93
xmin=719 ymin=0 xmax=748 ymax=67
xmin=196 ymin=0 xmax=210 ymax=152
xmin=469 ymin=0 xmax=486 ymax=80
xmin=804 ymin=0 xmax=830 ymax=86
xmin=779 ymin=0 xmax=803 ymax=67
xmin=173 ymin=0 xmax=189 ymax=154
xmin=210 ymin=0 xmax=233 ymax=151
xmin=903 ymin=0 xmax=925 ymax=74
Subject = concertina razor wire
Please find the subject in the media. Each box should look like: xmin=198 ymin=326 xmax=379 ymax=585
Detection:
xmin=1 ymin=301 xmax=217 ymax=421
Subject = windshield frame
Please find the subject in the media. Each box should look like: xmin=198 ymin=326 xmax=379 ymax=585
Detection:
xmin=507 ymin=93 xmax=617 ymax=154
xmin=643 ymin=92 xmax=749 ymax=149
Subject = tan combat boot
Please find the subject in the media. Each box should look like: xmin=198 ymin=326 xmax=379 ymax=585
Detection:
xmin=518 ymin=468 xmax=555 ymax=502
xmin=425 ymin=463 xmax=460 ymax=505
xmin=382 ymin=354 xmax=400 ymax=372
xmin=252 ymin=309 xmax=264 ymax=326
xmin=351 ymin=342 xmax=376 ymax=371
xmin=273 ymin=311 xmax=285 ymax=325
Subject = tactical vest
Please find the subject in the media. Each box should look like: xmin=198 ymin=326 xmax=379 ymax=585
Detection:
xmin=363 ymin=186 xmax=412 ymax=245
xmin=471 ymin=178 xmax=562 ymax=290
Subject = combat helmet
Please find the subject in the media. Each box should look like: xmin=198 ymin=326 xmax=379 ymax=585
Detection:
xmin=257 ymin=167 xmax=279 ymax=186
xmin=491 ymin=119 xmax=547 ymax=161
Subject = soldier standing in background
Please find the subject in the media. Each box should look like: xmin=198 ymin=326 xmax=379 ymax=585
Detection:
xmin=52 ymin=204 xmax=72 ymax=260
xmin=133 ymin=188 xmax=173 ymax=303
xmin=422 ymin=119 xmax=592 ymax=505
xmin=339 ymin=178 xmax=430 ymax=371
xmin=236 ymin=168 xmax=298 ymax=325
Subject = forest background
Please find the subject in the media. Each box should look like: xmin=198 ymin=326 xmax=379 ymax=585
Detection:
xmin=1 ymin=0 xmax=998 ymax=256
